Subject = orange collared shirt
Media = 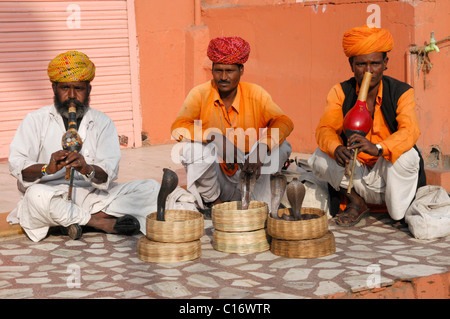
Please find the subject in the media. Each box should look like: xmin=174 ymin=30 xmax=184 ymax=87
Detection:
xmin=316 ymin=80 xmax=420 ymax=165
xmin=171 ymin=80 xmax=294 ymax=153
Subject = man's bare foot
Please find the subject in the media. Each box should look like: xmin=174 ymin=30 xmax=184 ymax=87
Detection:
xmin=86 ymin=212 xmax=117 ymax=233
xmin=335 ymin=188 xmax=370 ymax=226
xmin=86 ymin=212 xmax=141 ymax=235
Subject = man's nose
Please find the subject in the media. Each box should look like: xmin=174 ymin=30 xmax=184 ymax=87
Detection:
xmin=220 ymin=71 xmax=228 ymax=81
xmin=68 ymin=87 xmax=76 ymax=99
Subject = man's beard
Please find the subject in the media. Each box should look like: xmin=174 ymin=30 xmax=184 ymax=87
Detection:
xmin=54 ymin=95 xmax=90 ymax=119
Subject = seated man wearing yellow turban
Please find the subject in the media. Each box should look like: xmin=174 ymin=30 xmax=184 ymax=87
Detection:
xmin=8 ymin=51 xmax=194 ymax=241
xmin=308 ymin=25 xmax=426 ymax=226
xmin=171 ymin=37 xmax=294 ymax=217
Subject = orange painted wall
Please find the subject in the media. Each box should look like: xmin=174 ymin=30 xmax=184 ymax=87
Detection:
xmin=410 ymin=0 xmax=450 ymax=158
xmin=135 ymin=0 xmax=450 ymax=158
xmin=134 ymin=0 xmax=210 ymax=145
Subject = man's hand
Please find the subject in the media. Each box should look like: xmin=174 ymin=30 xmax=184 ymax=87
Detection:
xmin=347 ymin=134 xmax=379 ymax=157
xmin=334 ymin=145 xmax=352 ymax=167
xmin=241 ymin=143 xmax=269 ymax=179
xmin=21 ymin=150 xmax=107 ymax=184
xmin=47 ymin=150 xmax=91 ymax=176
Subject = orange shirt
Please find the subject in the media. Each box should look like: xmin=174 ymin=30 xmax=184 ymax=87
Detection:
xmin=316 ymin=80 xmax=420 ymax=165
xmin=171 ymin=80 xmax=294 ymax=153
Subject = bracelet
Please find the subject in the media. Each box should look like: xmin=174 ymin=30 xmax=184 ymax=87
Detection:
xmin=41 ymin=164 xmax=48 ymax=176
xmin=83 ymin=165 xmax=95 ymax=181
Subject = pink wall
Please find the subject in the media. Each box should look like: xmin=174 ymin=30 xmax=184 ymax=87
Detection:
xmin=135 ymin=0 xmax=450 ymax=159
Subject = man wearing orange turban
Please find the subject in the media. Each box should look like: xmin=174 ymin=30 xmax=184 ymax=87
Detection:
xmin=342 ymin=24 xmax=394 ymax=58
xmin=171 ymin=37 xmax=294 ymax=218
xmin=8 ymin=51 xmax=170 ymax=241
xmin=308 ymin=25 xmax=425 ymax=226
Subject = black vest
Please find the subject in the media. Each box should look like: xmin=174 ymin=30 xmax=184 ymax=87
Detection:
xmin=327 ymin=76 xmax=426 ymax=216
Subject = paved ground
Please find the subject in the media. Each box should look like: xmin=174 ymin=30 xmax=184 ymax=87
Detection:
xmin=0 ymin=144 xmax=448 ymax=301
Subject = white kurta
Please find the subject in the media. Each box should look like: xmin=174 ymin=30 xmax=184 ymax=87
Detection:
xmin=8 ymin=104 xmax=163 ymax=241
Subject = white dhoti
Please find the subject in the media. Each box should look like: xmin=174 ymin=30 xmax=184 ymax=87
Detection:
xmin=9 ymin=179 xmax=198 ymax=242
xmin=308 ymin=147 xmax=420 ymax=220
xmin=179 ymin=141 xmax=292 ymax=208
xmin=10 ymin=180 xmax=159 ymax=242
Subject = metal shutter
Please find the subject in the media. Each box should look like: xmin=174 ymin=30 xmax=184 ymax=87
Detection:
xmin=0 ymin=0 xmax=141 ymax=160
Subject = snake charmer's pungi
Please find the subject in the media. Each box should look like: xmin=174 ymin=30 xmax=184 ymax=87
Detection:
xmin=308 ymin=25 xmax=426 ymax=226
xmin=8 ymin=51 xmax=194 ymax=242
xmin=171 ymin=37 xmax=294 ymax=216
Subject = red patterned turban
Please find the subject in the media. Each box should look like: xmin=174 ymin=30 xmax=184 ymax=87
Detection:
xmin=47 ymin=50 xmax=95 ymax=82
xmin=207 ymin=37 xmax=250 ymax=64
xmin=342 ymin=25 xmax=394 ymax=58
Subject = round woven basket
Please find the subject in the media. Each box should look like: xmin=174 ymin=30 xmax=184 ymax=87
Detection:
xmin=270 ymin=231 xmax=336 ymax=259
xmin=267 ymin=207 xmax=328 ymax=240
xmin=137 ymin=236 xmax=201 ymax=263
xmin=212 ymin=201 xmax=268 ymax=232
xmin=146 ymin=209 xmax=204 ymax=243
xmin=213 ymin=229 xmax=269 ymax=254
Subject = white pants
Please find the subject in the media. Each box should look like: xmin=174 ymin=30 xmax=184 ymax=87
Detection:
xmin=308 ymin=148 xmax=420 ymax=220
xmin=12 ymin=179 xmax=161 ymax=242
xmin=180 ymin=141 xmax=292 ymax=209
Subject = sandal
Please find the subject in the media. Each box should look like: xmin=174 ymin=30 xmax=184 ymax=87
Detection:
xmin=60 ymin=224 xmax=82 ymax=240
xmin=335 ymin=202 xmax=370 ymax=227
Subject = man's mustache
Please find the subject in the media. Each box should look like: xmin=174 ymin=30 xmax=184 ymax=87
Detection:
xmin=62 ymin=98 xmax=85 ymax=108
xmin=218 ymin=80 xmax=230 ymax=85
xmin=54 ymin=96 xmax=89 ymax=119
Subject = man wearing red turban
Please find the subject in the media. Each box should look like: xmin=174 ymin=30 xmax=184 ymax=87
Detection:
xmin=308 ymin=25 xmax=425 ymax=226
xmin=171 ymin=36 xmax=294 ymax=217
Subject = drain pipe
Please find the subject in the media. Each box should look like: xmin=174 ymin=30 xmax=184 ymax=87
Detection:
xmin=194 ymin=0 xmax=202 ymax=26
xmin=405 ymin=47 xmax=413 ymax=86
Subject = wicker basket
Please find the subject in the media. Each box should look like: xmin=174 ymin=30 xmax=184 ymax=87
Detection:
xmin=146 ymin=209 xmax=204 ymax=243
xmin=137 ymin=236 xmax=201 ymax=263
xmin=212 ymin=201 xmax=268 ymax=232
xmin=267 ymin=207 xmax=328 ymax=240
xmin=213 ymin=229 xmax=270 ymax=254
xmin=270 ymin=231 xmax=335 ymax=259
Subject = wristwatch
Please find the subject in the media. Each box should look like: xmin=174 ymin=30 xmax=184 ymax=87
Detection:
xmin=375 ymin=144 xmax=383 ymax=157
xmin=84 ymin=165 xmax=95 ymax=181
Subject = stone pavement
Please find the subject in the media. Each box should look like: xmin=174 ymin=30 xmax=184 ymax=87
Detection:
xmin=0 ymin=144 xmax=448 ymax=300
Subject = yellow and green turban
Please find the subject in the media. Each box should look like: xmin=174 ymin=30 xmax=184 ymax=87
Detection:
xmin=47 ymin=50 xmax=95 ymax=82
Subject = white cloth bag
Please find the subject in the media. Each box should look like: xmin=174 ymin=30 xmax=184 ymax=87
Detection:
xmin=405 ymin=185 xmax=450 ymax=240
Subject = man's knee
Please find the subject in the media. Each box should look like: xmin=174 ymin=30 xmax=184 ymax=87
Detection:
xmin=23 ymin=184 xmax=54 ymax=211
xmin=392 ymin=148 xmax=420 ymax=176
xmin=181 ymin=142 xmax=217 ymax=165
xmin=260 ymin=141 xmax=292 ymax=174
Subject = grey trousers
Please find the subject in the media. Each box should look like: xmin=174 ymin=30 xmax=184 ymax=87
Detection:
xmin=179 ymin=141 xmax=292 ymax=209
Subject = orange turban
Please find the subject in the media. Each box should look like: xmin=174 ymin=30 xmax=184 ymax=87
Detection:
xmin=47 ymin=50 xmax=95 ymax=82
xmin=342 ymin=25 xmax=394 ymax=57
xmin=207 ymin=37 xmax=250 ymax=64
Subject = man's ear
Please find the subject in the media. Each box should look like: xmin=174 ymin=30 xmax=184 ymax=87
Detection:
xmin=384 ymin=56 xmax=389 ymax=70
xmin=348 ymin=58 xmax=354 ymax=73
xmin=240 ymin=65 xmax=244 ymax=76
xmin=52 ymin=82 xmax=57 ymax=94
